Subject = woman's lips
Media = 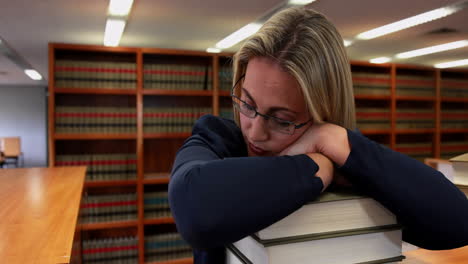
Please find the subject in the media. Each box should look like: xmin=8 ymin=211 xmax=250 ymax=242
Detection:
xmin=249 ymin=142 xmax=266 ymax=155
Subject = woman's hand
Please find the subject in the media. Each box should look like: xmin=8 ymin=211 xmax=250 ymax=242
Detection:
xmin=280 ymin=122 xmax=351 ymax=167
xmin=305 ymin=153 xmax=334 ymax=191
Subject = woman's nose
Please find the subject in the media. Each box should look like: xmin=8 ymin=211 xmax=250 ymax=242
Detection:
xmin=248 ymin=115 xmax=269 ymax=142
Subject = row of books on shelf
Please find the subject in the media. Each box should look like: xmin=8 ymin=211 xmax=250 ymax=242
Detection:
xmin=143 ymin=63 xmax=213 ymax=90
xmin=352 ymin=72 xmax=437 ymax=96
xmin=55 ymin=106 xmax=214 ymax=134
xmin=352 ymin=72 xmax=391 ymax=96
xmin=55 ymin=106 xmax=137 ymax=133
xmin=82 ymin=236 xmax=139 ymax=264
xmin=143 ymin=107 xmax=211 ymax=133
xmin=56 ymin=153 xmax=137 ymax=181
xmin=144 ymin=233 xmax=193 ymax=262
xmin=55 ymin=60 xmax=137 ymax=89
xmin=227 ymin=187 xmax=404 ymax=264
xmin=441 ymin=110 xmax=468 ymax=128
xmin=53 ymin=59 xmax=468 ymax=96
xmin=81 ymin=193 xmax=138 ymax=224
xmin=220 ymin=107 xmax=234 ymax=120
xmin=82 ymin=234 xmax=192 ymax=264
xmin=144 ymin=191 xmax=172 ymax=219
xmin=219 ymin=65 xmax=234 ymax=91
xmin=441 ymin=78 xmax=468 ymax=98
xmin=80 ymin=191 xmax=171 ymax=223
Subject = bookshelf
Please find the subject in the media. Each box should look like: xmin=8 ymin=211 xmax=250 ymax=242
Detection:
xmin=48 ymin=43 xmax=468 ymax=263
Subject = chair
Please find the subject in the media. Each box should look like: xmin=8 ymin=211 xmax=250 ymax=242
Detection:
xmin=0 ymin=152 xmax=4 ymax=168
xmin=0 ymin=137 xmax=22 ymax=168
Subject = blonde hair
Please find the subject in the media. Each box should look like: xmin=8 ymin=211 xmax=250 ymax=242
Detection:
xmin=232 ymin=6 xmax=356 ymax=130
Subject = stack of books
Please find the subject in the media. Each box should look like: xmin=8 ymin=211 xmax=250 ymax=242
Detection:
xmin=450 ymin=153 xmax=468 ymax=197
xmin=227 ymin=188 xmax=405 ymax=264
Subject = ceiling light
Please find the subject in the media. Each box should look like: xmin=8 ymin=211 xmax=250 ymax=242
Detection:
xmin=370 ymin=57 xmax=391 ymax=64
xmin=396 ymin=40 xmax=468 ymax=59
xmin=104 ymin=19 xmax=126 ymax=47
xmin=108 ymin=0 xmax=134 ymax=16
xmin=288 ymin=0 xmax=317 ymax=5
xmin=206 ymin=48 xmax=221 ymax=53
xmin=435 ymin=59 xmax=468 ymax=68
xmin=357 ymin=6 xmax=460 ymax=40
xmin=24 ymin=69 xmax=42 ymax=80
xmin=343 ymin=39 xmax=353 ymax=47
xmin=215 ymin=23 xmax=262 ymax=49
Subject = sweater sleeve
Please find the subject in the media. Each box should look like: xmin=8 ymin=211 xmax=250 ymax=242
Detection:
xmin=168 ymin=115 xmax=323 ymax=249
xmin=338 ymin=129 xmax=468 ymax=250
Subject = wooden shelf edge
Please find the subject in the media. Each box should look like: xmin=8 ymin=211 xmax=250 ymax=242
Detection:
xmin=354 ymin=95 xmax=391 ymax=100
xmin=441 ymin=128 xmax=468 ymax=134
xmin=395 ymin=129 xmax=435 ymax=134
xmin=51 ymin=43 xmax=139 ymax=53
xmin=142 ymin=89 xmax=213 ymax=96
xmin=54 ymin=133 xmax=137 ymax=140
xmin=441 ymin=97 xmax=468 ymax=102
xmin=54 ymin=88 xmax=137 ymax=95
xmin=360 ymin=129 xmax=391 ymax=135
xmin=143 ymin=133 xmax=190 ymax=139
xmin=219 ymin=91 xmax=231 ymax=97
xmin=80 ymin=220 xmax=138 ymax=230
xmin=395 ymin=96 xmax=436 ymax=101
xmin=143 ymin=177 xmax=170 ymax=185
xmin=143 ymin=217 xmax=175 ymax=225
xmin=145 ymin=257 xmax=193 ymax=264
xmin=84 ymin=180 xmax=138 ymax=187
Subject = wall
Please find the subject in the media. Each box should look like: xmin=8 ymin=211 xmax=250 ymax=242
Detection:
xmin=0 ymin=85 xmax=47 ymax=167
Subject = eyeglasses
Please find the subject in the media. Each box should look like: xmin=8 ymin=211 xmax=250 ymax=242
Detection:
xmin=230 ymin=74 xmax=311 ymax=135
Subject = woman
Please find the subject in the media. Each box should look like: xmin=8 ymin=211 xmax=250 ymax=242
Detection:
xmin=169 ymin=6 xmax=468 ymax=264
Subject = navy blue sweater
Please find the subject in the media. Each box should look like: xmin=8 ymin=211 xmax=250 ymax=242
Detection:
xmin=169 ymin=115 xmax=468 ymax=264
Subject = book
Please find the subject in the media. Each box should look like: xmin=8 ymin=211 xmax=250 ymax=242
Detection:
xmin=455 ymin=184 xmax=468 ymax=197
xmin=227 ymin=244 xmax=405 ymax=264
xmin=450 ymin=153 xmax=468 ymax=185
xmin=255 ymin=188 xmax=397 ymax=240
xmin=229 ymin=226 xmax=404 ymax=264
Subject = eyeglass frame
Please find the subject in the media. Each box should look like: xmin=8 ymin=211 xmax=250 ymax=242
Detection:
xmin=230 ymin=74 xmax=311 ymax=135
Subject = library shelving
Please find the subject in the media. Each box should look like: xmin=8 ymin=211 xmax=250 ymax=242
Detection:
xmin=49 ymin=43 xmax=468 ymax=263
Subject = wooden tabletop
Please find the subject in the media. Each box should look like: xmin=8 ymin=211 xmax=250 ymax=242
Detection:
xmin=0 ymin=167 xmax=86 ymax=264
xmin=403 ymin=246 xmax=468 ymax=263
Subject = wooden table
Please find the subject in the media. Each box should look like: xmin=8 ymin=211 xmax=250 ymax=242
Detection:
xmin=403 ymin=246 xmax=468 ymax=263
xmin=0 ymin=167 xmax=86 ymax=263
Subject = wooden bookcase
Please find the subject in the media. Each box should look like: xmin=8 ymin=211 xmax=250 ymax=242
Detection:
xmin=48 ymin=43 xmax=468 ymax=263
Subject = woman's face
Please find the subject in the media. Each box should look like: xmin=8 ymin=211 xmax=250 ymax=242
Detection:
xmin=240 ymin=57 xmax=311 ymax=157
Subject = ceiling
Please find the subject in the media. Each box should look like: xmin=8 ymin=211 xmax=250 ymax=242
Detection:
xmin=0 ymin=0 xmax=467 ymax=86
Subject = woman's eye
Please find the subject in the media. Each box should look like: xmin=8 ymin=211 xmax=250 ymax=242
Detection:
xmin=275 ymin=120 xmax=291 ymax=128
xmin=242 ymin=102 xmax=255 ymax=111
